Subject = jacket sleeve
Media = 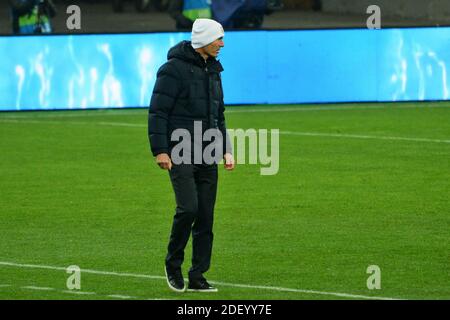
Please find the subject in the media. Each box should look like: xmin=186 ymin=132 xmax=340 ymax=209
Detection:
xmin=218 ymin=80 xmax=232 ymax=155
xmin=148 ymin=62 xmax=181 ymax=157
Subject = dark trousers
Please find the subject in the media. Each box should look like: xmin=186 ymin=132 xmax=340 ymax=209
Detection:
xmin=165 ymin=164 xmax=218 ymax=280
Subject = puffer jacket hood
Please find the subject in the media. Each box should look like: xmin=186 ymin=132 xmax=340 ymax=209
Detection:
xmin=167 ymin=40 xmax=223 ymax=72
xmin=168 ymin=41 xmax=198 ymax=63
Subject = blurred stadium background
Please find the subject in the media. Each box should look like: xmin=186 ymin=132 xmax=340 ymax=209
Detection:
xmin=0 ymin=0 xmax=448 ymax=34
xmin=0 ymin=0 xmax=449 ymax=300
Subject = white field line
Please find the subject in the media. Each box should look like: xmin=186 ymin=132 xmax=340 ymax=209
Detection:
xmin=61 ymin=290 xmax=96 ymax=295
xmin=280 ymin=131 xmax=450 ymax=144
xmin=0 ymin=283 xmax=165 ymax=300
xmin=106 ymin=294 xmax=135 ymax=299
xmin=207 ymin=281 xmax=393 ymax=300
xmin=0 ymin=261 xmax=402 ymax=300
xmin=1 ymin=118 xmax=448 ymax=145
xmin=22 ymin=286 xmax=55 ymax=291
xmin=0 ymin=261 xmax=164 ymax=281
xmin=0 ymin=103 xmax=448 ymax=120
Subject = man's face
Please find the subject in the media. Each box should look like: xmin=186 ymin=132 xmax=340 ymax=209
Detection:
xmin=203 ymin=37 xmax=224 ymax=58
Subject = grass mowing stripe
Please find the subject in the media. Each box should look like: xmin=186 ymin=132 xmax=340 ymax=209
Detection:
xmin=0 ymin=102 xmax=449 ymax=120
xmin=2 ymin=118 xmax=448 ymax=145
xmin=0 ymin=119 xmax=147 ymax=128
xmin=227 ymin=103 xmax=450 ymax=114
xmin=0 ymin=261 xmax=404 ymax=300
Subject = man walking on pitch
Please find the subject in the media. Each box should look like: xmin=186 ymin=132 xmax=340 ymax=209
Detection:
xmin=148 ymin=18 xmax=234 ymax=293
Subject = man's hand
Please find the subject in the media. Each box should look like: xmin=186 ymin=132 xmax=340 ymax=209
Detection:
xmin=224 ymin=153 xmax=235 ymax=171
xmin=156 ymin=153 xmax=172 ymax=170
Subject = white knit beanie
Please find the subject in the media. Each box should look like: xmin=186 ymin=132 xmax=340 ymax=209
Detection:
xmin=191 ymin=19 xmax=225 ymax=49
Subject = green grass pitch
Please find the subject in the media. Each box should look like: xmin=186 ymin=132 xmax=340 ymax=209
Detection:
xmin=0 ymin=102 xmax=449 ymax=300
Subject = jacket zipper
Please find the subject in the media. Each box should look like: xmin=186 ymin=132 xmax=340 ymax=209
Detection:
xmin=205 ymin=65 xmax=211 ymax=129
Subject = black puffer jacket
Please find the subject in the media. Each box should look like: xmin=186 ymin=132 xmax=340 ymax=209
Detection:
xmin=148 ymin=40 xmax=230 ymax=158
